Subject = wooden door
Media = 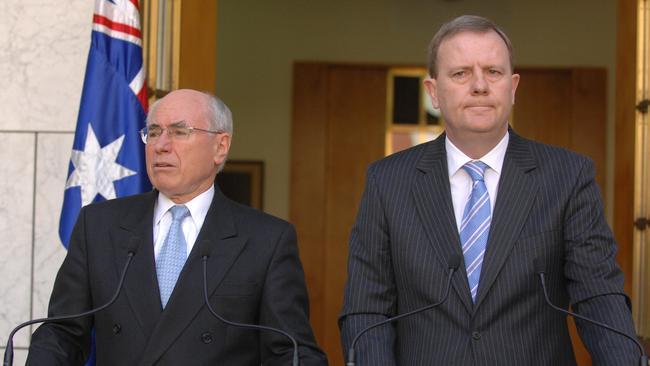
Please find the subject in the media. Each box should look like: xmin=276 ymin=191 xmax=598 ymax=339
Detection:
xmin=291 ymin=62 xmax=387 ymax=363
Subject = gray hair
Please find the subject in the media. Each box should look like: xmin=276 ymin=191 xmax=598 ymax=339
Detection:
xmin=204 ymin=93 xmax=232 ymax=173
xmin=204 ymin=93 xmax=233 ymax=136
xmin=427 ymin=15 xmax=514 ymax=78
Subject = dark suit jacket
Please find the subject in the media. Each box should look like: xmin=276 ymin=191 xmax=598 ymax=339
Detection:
xmin=27 ymin=187 xmax=327 ymax=366
xmin=340 ymin=131 xmax=638 ymax=365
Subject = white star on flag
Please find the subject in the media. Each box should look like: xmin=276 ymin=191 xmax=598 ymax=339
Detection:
xmin=65 ymin=124 xmax=137 ymax=206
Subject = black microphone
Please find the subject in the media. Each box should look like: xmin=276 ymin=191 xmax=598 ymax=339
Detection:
xmin=199 ymin=240 xmax=300 ymax=366
xmin=534 ymin=258 xmax=648 ymax=366
xmin=2 ymin=237 xmax=140 ymax=366
xmin=346 ymin=254 xmax=462 ymax=366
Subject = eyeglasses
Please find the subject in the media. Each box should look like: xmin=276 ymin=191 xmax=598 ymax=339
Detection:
xmin=139 ymin=122 xmax=224 ymax=143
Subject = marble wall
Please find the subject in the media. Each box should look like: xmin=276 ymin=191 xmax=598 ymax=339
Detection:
xmin=0 ymin=0 xmax=93 ymax=364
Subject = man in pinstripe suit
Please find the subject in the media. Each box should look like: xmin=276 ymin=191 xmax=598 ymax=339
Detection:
xmin=339 ymin=15 xmax=640 ymax=365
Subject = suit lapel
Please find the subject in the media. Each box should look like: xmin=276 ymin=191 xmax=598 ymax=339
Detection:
xmin=139 ymin=188 xmax=247 ymax=366
xmin=473 ymin=131 xmax=538 ymax=309
xmin=114 ymin=191 xmax=162 ymax=337
xmin=412 ymin=134 xmax=474 ymax=313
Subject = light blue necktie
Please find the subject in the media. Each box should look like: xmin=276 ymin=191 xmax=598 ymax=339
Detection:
xmin=460 ymin=161 xmax=491 ymax=302
xmin=156 ymin=205 xmax=190 ymax=308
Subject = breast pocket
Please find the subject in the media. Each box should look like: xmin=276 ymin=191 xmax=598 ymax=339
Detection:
xmin=209 ymin=282 xmax=261 ymax=322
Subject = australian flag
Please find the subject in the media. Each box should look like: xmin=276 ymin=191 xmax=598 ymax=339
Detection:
xmin=58 ymin=2 xmax=151 ymax=363
xmin=59 ymin=0 xmax=151 ymax=249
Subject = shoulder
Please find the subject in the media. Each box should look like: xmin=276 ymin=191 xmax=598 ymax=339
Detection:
xmin=82 ymin=191 xmax=156 ymax=213
xmin=81 ymin=191 xmax=154 ymax=214
xmin=518 ymin=133 xmax=587 ymax=160
xmin=508 ymin=132 xmax=597 ymax=196
xmin=368 ymin=139 xmax=432 ymax=177
xmin=511 ymin=132 xmax=592 ymax=170
xmin=224 ymin=196 xmax=294 ymax=237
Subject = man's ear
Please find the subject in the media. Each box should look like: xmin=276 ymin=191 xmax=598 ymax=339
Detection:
xmin=213 ymin=133 xmax=231 ymax=166
xmin=511 ymin=73 xmax=520 ymax=104
xmin=423 ymin=77 xmax=440 ymax=109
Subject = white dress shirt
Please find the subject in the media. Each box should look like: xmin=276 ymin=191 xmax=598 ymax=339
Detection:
xmin=447 ymin=132 xmax=509 ymax=232
xmin=153 ymin=185 xmax=214 ymax=259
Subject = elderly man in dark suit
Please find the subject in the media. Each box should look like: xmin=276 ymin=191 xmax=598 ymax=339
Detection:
xmin=27 ymin=89 xmax=327 ymax=365
xmin=340 ymin=15 xmax=640 ymax=365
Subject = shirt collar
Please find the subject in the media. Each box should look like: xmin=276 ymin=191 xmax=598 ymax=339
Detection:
xmin=154 ymin=185 xmax=215 ymax=227
xmin=446 ymin=131 xmax=509 ymax=176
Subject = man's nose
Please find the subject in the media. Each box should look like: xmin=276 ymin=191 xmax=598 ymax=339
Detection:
xmin=471 ymin=70 xmax=489 ymax=95
xmin=153 ymin=131 xmax=172 ymax=152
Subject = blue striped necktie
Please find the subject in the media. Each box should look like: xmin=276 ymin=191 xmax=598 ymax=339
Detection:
xmin=156 ymin=205 xmax=190 ymax=308
xmin=460 ymin=161 xmax=491 ymax=302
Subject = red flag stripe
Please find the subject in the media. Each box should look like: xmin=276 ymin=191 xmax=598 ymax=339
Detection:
xmin=129 ymin=0 xmax=141 ymax=11
xmin=93 ymin=14 xmax=142 ymax=39
xmin=136 ymin=85 xmax=148 ymax=113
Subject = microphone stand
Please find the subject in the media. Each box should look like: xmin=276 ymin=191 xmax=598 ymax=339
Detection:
xmin=346 ymin=255 xmax=460 ymax=366
xmin=535 ymin=262 xmax=648 ymax=366
xmin=201 ymin=255 xmax=300 ymax=366
xmin=3 ymin=250 xmax=136 ymax=366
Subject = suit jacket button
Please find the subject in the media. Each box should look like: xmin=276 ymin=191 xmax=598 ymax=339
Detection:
xmin=472 ymin=331 xmax=481 ymax=340
xmin=201 ymin=332 xmax=213 ymax=344
xmin=112 ymin=324 xmax=121 ymax=334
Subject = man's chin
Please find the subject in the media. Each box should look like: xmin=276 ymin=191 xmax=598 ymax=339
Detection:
xmin=464 ymin=120 xmax=507 ymax=134
xmin=152 ymin=180 xmax=180 ymax=196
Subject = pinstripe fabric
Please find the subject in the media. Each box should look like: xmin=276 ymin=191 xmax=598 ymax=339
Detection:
xmin=339 ymin=130 xmax=638 ymax=365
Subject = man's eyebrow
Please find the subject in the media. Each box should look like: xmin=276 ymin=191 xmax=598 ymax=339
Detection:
xmin=147 ymin=120 xmax=187 ymax=128
xmin=169 ymin=120 xmax=188 ymax=127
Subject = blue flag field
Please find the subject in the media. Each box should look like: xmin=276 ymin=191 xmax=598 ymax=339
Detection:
xmin=59 ymin=0 xmax=151 ymax=248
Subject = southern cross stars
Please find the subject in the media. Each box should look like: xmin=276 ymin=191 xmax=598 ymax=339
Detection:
xmin=65 ymin=124 xmax=136 ymax=206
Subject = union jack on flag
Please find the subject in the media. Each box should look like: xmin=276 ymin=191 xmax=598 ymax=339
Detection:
xmin=59 ymin=0 xmax=151 ymax=249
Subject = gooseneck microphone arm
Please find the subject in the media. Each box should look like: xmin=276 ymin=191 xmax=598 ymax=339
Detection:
xmin=200 ymin=242 xmax=299 ymax=366
xmin=3 ymin=238 xmax=140 ymax=366
xmin=346 ymin=254 xmax=462 ymax=366
xmin=534 ymin=259 xmax=648 ymax=366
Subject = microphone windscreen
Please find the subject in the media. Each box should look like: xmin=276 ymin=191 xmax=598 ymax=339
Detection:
xmin=127 ymin=236 xmax=141 ymax=254
xmin=448 ymin=254 xmax=462 ymax=270
xmin=533 ymin=258 xmax=545 ymax=275
xmin=200 ymin=240 xmax=212 ymax=258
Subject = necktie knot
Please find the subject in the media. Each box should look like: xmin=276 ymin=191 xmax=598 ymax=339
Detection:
xmin=462 ymin=161 xmax=489 ymax=182
xmin=170 ymin=205 xmax=190 ymax=222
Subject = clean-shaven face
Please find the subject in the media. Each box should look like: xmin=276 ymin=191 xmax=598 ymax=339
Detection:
xmin=425 ymin=30 xmax=519 ymax=144
xmin=145 ymin=90 xmax=229 ymax=203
